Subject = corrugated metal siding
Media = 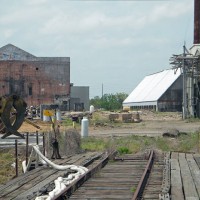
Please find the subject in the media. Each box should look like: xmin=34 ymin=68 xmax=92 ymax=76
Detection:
xmin=123 ymin=68 xmax=181 ymax=106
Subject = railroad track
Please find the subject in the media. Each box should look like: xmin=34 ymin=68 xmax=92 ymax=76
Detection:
xmin=57 ymin=149 xmax=167 ymax=200
xmin=0 ymin=149 xmax=168 ymax=200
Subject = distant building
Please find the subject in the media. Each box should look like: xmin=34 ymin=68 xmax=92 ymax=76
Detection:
xmin=70 ymin=85 xmax=89 ymax=111
xmin=0 ymin=44 xmax=70 ymax=107
xmin=123 ymin=69 xmax=183 ymax=112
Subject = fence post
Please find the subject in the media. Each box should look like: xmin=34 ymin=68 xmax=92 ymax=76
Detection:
xmin=26 ymin=132 xmax=29 ymax=165
xmin=43 ymin=132 xmax=45 ymax=156
xmin=15 ymin=140 xmax=18 ymax=177
xmin=36 ymin=131 xmax=39 ymax=145
xmin=198 ymin=132 xmax=200 ymax=153
xmin=36 ymin=131 xmax=39 ymax=168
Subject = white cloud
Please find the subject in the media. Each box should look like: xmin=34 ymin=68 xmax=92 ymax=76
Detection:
xmin=0 ymin=0 xmax=194 ymax=98
xmin=27 ymin=0 xmax=48 ymax=5
xmin=37 ymin=0 xmax=192 ymax=38
xmin=150 ymin=1 xmax=193 ymax=22
xmin=3 ymin=29 xmax=16 ymax=38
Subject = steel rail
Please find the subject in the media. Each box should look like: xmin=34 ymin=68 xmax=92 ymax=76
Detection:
xmin=132 ymin=150 xmax=154 ymax=200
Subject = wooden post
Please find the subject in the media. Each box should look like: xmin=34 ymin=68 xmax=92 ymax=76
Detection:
xmin=26 ymin=132 xmax=29 ymax=165
xmin=36 ymin=131 xmax=39 ymax=168
xmin=36 ymin=131 xmax=39 ymax=145
xmin=43 ymin=132 xmax=45 ymax=156
xmin=198 ymin=132 xmax=200 ymax=153
xmin=15 ymin=140 xmax=18 ymax=177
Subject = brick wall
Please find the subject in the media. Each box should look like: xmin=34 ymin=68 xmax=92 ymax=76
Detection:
xmin=0 ymin=60 xmax=70 ymax=106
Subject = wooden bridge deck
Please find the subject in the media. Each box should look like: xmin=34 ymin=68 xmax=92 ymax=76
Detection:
xmin=0 ymin=151 xmax=100 ymax=200
xmin=171 ymin=152 xmax=200 ymax=200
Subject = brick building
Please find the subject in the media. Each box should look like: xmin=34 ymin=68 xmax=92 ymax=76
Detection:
xmin=0 ymin=44 xmax=70 ymax=107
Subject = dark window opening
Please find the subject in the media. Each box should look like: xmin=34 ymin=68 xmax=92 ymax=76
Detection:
xmin=36 ymin=67 xmax=39 ymax=70
xmin=28 ymin=86 xmax=32 ymax=96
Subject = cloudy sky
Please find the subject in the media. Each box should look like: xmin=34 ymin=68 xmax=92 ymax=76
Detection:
xmin=0 ymin=0 xmax=194 ymax=98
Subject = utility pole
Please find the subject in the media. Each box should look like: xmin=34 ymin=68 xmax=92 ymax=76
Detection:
xmin=182 ymin=44 xmax=187 ymax=119
xmin=101 ymin=83 xmax=104 ymax=108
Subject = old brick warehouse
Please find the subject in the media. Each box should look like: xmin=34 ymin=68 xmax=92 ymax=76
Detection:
xmin=0 ymin=44 xmax=70 ymax=107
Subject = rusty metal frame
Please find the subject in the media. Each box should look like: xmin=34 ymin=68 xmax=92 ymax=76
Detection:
xmin=132 ymin=150 xmax=154 ymax=200
xmin=0 ymin=95 xmax=27 ymax=139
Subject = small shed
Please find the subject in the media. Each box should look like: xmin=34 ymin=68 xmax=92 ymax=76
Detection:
xmin=123 ymin=69 xmax=182 ymax=112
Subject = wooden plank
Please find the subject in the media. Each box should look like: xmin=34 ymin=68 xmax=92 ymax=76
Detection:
xmin=171 ymin=152 xmax=179 ymax=159
xmin=70 ymin=194 xmax=132 ymax=199
xmin=170 ymin=154 xmax=184 ymax=200
xmin=186 ymin=154 xmax=200 ymax=197
xmin=72 ymin=188 xmax=131 ymax=194
xmin=12 ymin=152 xmax=99 ymax=200
xmin=0 ymin=152 xmax=96 ymax=199
xmin=0 ymin=168 xmax=57 ymax=198
xmin=0 ymin=155 xmax=74 ymax=192
xmin=83 ymin=181 xmax=137 ymax=186
xmin=193 ymin=154 xmax=200 ymax=169
xmin=10 ymin=170 xmax=69 ymax=200
xmin=0 ymin=155 xmax=80 ymax=197
xmin=179 ymin=153 xmax=199 ymax=200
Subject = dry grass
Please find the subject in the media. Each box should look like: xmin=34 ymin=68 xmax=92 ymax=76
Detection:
xmin=0 ymin=149 xmax=16 ymax=184
xmin=0 ymin=147 xmax=26 ymax=184
xmin=81 ymin=132 xmax=200 ymax=154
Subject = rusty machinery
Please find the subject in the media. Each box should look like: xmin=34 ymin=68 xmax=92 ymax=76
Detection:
xmin=0 ymin=95 xmax=27 ymax=139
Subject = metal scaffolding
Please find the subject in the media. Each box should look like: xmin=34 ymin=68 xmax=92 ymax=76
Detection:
xmin=170 ymin=45 xmax=200 ymax=119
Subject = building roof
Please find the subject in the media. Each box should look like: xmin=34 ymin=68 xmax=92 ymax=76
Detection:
xmin=0 ymin=44 xmax=36 ymax=60
xmin=123 ymin=68 xmax=181 ymax=106
xmin=0 ymin=44 xmax=70 ymax=62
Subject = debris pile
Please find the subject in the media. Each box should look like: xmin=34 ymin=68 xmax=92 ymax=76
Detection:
xmin=109 ymin=112 xmax=141 ymax=123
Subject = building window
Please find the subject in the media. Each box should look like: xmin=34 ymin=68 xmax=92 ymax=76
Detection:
xmin=28 ymin=86 xmax=32 ymax=96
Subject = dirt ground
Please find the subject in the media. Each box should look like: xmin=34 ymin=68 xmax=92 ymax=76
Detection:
xmin=17 ymin=111 xmax=200 ymax=137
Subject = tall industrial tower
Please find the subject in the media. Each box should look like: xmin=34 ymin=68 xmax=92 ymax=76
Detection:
xmin=170 ymin=0 xmax=200 ymax=118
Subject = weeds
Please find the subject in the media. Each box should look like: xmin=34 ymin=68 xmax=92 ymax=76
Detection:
xmin=130 ymin=186 xmax=136 ymax=193
xmin=0 ymin=150 xmax=16 ymax=184
xmin=81 ymin=137 xmax=107 ymax=151
xmin=81 ymin=133 xmax=200 ymax=153
xmin=118 ymin=147 xmax=130 ymax=154
xmin=156 ymin=137 xmax=170 ymax=151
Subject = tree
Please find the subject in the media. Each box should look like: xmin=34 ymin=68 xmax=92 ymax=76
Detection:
xmin=90 ymin=92 xmax=128 ymax=111
xmin=90 ymin=96 xmax=102 ymax=109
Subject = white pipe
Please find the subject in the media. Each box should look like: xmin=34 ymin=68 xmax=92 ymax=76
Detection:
xmin=32 ymin=145 xmax=88 ymax=172
xmin=22 ymin=145 xmax=88 ymax=200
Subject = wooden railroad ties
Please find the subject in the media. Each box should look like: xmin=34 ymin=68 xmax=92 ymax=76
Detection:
xmin=63 ymin=150 xmax=162 ymax=200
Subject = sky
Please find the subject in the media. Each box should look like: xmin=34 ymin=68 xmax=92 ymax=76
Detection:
xmin=0 ymin=0 xmax=194 ymax=98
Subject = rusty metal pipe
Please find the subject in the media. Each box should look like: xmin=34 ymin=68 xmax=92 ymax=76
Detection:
xmin=194 ymin=0 xmax=200 ymax=44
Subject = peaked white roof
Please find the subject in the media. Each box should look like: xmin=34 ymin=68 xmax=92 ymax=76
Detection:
xmin=123 ymin=68 xmax=181 ymax=106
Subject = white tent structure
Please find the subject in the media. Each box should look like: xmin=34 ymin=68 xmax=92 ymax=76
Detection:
xmin=123 ymin=68 xmax=182 ymax=111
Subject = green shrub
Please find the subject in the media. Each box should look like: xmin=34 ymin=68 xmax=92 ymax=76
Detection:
xmin=117 ymin=146 xmax=130 ymax=154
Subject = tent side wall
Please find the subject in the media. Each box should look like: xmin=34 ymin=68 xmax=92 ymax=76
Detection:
xmin=157 ymin=75 xmax=183 ymax=112
xmin=123 ymin=101 xmax=158 ymax=111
